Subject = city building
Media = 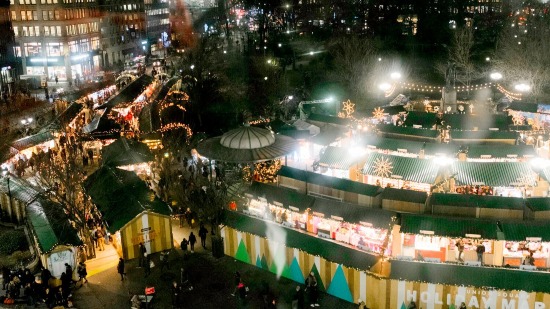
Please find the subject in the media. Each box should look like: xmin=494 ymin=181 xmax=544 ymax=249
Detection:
xmin=0 ymin=0 xmax=17 ymax=95
xmin=10 ymin=0 xmax=102 ymax=83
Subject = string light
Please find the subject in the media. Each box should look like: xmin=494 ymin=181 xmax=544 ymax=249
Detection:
xmin=496 ymin=84 xmax=522 ymax=101
xmin=399 ymin=82 xmax=494 ymax=93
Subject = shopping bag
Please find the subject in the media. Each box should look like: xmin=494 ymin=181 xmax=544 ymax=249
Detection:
xmin=145 ymin=286 xmax=156 ymax=295
xmin=150 ymin=261 xmax=155 ymax=268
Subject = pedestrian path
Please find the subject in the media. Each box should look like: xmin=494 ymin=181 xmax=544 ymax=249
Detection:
xmin=85 ymin=243 xmax=119 ymax=278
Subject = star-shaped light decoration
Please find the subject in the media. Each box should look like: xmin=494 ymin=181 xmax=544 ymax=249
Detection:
xmin=372 ymin=107 xmax=385 ymax=120
xmin=342 ymin=99 xmax=355 ymax=118
xmin=373 ymin=157 xmax=393 ymax=178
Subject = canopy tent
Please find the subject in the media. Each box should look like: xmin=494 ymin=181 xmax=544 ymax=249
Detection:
xmin=101 ymin=137 xmax=154 ymax=167
xmin=84 ymin=166 xmax=171 ymax=233
xmin=196 ymin=126 xmax=299 ymax=163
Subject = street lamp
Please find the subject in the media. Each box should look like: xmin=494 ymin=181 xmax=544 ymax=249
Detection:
xmin=21 ymin=117 xmax=33 ymax=135
xmin=490 ymin=72 xmax=502 ymax=81
xmin=514 ymin=83 xmax=531 ymax=92
xmin=379 ymin=83 xmax=391 ymax=91
xmin=390 ymin=72 xmax=401 ymax=80
xmin=1 ymin=167 xmax=11 ymax=218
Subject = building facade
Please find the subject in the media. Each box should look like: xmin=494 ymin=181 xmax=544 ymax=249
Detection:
xmin=0 ymin=0 xmax=17 ymax=95
xmin=10 ymin=0 xmax=102 ymax=83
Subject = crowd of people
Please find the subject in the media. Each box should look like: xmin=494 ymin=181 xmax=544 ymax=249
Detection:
xmin=1 ymin=262 xmax=87 ymax=308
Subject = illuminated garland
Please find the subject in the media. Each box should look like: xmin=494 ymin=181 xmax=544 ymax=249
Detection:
xmin=248 ymin=118 xmax=271 ymax=125
xmin=158 ymin=123 xmax=193 ymax=137
xmin=496 ymin=84 xmax=522 ymax=101
xmin=159 ymin=102 xmax=187 ymax=114
xmin=400 ymin=82 xmax=493 ymax=93
xmin=253 ymin=159 xmax=282 ymax=183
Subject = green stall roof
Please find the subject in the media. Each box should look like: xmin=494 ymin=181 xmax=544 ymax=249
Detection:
xmin=431 ymin=193 xmax=525 ymax=210
xmin=381 ymin=188 xmax=428 ymax=204
xmin=362 ymin=152 xmax=440 ymax=184
xmin=364 ymin=137 xmax=424 ymax=154
xmin=44 ymin=102 xmax=83 ymax=131
xmin=308 ymin=127 xmax=346 ymax=146
xmin=466 ymin=144 xmax=536 ymax=158
xmin=499 ymin=220 xmax=550 ymax=241
xmin=101 ymin=137 xmax=154 ymax=167
xmin=377 ymin=124 xmax=440 ymax=139
xmin=312 ymin=197 xmax=397 ymax=228
xmin=0 ymin=175 xmax=41 ymax=204
xmin=319 ymin=146 xmax=367 ymax=169
xmin=526 ymin=197 xmax=550 ymax=211
xmin=10 ymin=131 xmax=55 ymax=152
xmin=277 ymin=166 xmax=382 ymax=197
xmin=451 ymin=161 xmax=534 ymax=187
xmin=390 ymin=260 xmax=550 ymax=293
xmin=247 ymin=182 xmax=315 ymax=212
xmin=399 ymin=213 xmax=499 ymax=239
xmin=224 ymin=211 xmax=380 ymax=270
xmin=307 ymin=113 xmax=351 ymax=126
xmin=422 ymin=142 xmax=460 ymax=157
xmin=27 ymin=198 xmax=83 ymax=254
xmin=84 ymin=166 xmax=172 ymax=233
xmin=403 ymin=111 xmax=437 ymax=128
xmin=442 ymin=113 xmax=510 ymax=131
xmin=450 ymin=130 xmax=518 ymax=141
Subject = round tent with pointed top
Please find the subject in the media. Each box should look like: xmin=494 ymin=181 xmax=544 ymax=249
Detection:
xmin=196 ymin=125 xmax=299 ymax=163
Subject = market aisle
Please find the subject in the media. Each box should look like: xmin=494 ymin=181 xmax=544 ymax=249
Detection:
xmin=85 ymin=242 xmax=119 ymax=278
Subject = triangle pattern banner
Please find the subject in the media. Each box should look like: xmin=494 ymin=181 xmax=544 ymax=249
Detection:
xmin=235 ymin=239 xmax=250 ymax=264
xmin=327 ymin=265 xmax=353 ymax=303
xmin=281 ymin=263 xmax=291 ymax=280
xmin=289 ymin=257 xmax=304 ymax=283
xmin=255 ymin=255 xmax=262 ymax=268
xmin=261 ymin=254 xmax=269 ymax=271
xmin=400 ymin=302 xmax=407 ymax=309
xmin=308 ymin=263 xmax=325 ymax=292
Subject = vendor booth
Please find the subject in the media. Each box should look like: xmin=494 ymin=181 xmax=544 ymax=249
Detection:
xmin=499 ymin=221 xmax=550 ymax=268
xmin=27 ymin=197 xmax=83 ymax=278
xmin=84 ymin=166 xmax=173 ymax=259
xmin=100 ymin=137 xmax=154 ymax=178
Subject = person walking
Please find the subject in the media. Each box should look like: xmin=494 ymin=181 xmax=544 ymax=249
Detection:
xmin=144 ymin=253 xmax=151 ymax=277
xmin=96 ymin=227 xmax=105 ymax=251
xmin=160 ymin=250 xmax=170 ymax=271
xmin=138 ymin=242 xmax=147 ymax=267
xmin=189 ymin=232 xmax=197 ymax=253
xmin=292 ymin=285 xmax=305 ymax=309
xmin=171 ymin=281 xmax=181 ymax=309
xmin=117 ymin=258 xmax=125 ymax=281
xmin=77 ymin=262 xmax=88 ymax=285
xmin=199 ymin=224 xmax=208 ymax=249
xmin=305 ymin=272 xmax=319 ymax=307
xmin=231 ymin=271 xmax=241 ymax=296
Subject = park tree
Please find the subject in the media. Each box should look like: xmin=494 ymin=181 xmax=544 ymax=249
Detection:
xmin=326 ymin=35 xmax=379 ymax=104
xmin=34 ymin=137 xmax=97 ymax=258
xmin=492 ymin=12 xmax=550 ymax=100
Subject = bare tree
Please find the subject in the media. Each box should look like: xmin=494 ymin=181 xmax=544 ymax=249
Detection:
xmin=492 ymin=14 xmax=550 ymax=100
xmin=438 ymin=26 xmax=481 ymax=90
xmin=327 ymin=35 xmax=379 ymax=101
xmin=34 ymin=138 xmax=96 ymax=258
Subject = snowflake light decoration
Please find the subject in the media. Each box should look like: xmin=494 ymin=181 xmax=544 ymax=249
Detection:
xmin=373 ymin=157 xmax=393 ymax=178
xmin=372 ymin=107 xmax=385 ymax=120
xmin=341 ymin=99 xmax=355 ymax=118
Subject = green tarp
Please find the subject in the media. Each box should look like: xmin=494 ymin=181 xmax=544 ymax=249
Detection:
xmin=278 ymin=166 xmax=382 ymax=197
xmin=224 ymin=211 xmax=380 ymax=270
xmin=247 ymin=182 xmax=315 ymax=212
xmin=499 ymin=220 xmax=550 ymax=241
xmin=390 ymin=260 xmax=550 ymax=293
xmin=101 ymin=137 xmax=154 ymax=167
xmin=451 ymin=161 xmax=534 ymax=187
xmin=431 ymin=193 xmax=525 ymax=210
xmin=399 ymin=213 xmax=499 ymax=239
xmin=84 ymin=166 xmax=171 ymax=233
xmin=27 ymin=198 xmax=83 ymax=254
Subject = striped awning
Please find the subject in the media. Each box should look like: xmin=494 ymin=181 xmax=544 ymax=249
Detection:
xmin=451 ymin=161 xmax=534 ymax=187
xmin=362 ymin=152 xmax=440 ymax=184
xmin=319 ymin=146 xmax=366 ymax=169
xmin=196 ymin=134 xmax=298 ymax=163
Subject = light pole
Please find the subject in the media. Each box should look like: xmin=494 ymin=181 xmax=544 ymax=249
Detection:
xmin=20 ymin=117 xmax=33 ymax=136
xmin=2 ymin=167 xmax=11 ymax=220
xmin=490 ymin=72 xmax=502 ymax=102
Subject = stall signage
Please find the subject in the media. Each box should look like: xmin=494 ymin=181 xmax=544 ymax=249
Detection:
xmin=258 ymin=197 xmax=267 ymax=202
xmin=360 ymin=221 xmax=372 ymax=227
xmin=526 ymin=237 xmax=542 ymax=242
xmin=465 ymin=234 xmax=481 ymax=238
xmin=312 ymin=212 xmax=325 ymax=218
xmin=396 ymin=281 xmax=547 ymax=309
xmin=273 ymin=201 xmax=283 ymax=207
xmin=289 ymin=206 xmax=299 ymax=212
xmin=132 ymin=229 xmax=158 ymax=245
xmin=141 ymin=227 xmax=151 ymax=232
xmin=420 ymin=230 xmax=434 ymax=235
xmin=331 ymin=215 xmax=343 ymax=221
